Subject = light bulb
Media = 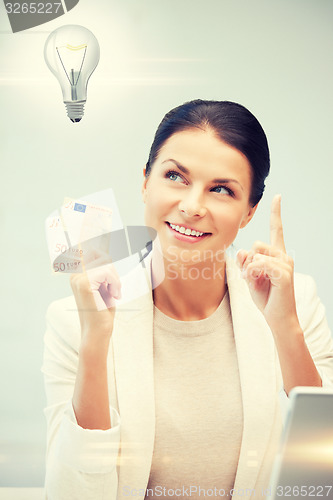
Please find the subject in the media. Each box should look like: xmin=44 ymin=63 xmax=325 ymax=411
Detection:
xmin=44 ymin=25 xmax=100 ymax=123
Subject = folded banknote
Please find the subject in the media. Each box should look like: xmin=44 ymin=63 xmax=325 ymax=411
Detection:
xmin=45 ymin=188 xmax=156 ymax=275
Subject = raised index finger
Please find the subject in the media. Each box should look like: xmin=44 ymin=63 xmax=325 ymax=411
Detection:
xmin=270 ymin=194 xmax=286 ymax=251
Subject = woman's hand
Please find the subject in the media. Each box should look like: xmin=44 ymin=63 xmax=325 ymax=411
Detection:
xmin=70 ymin=259 xmax=122 ymax=344
xmin=236 ymin=195 xmax=298 ymax=335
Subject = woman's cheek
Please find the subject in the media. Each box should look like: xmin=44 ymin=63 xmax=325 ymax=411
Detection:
xmin=217 ymin=212 xmax=244 ymax=244
xmin=217 ymin=208 xmax=242 ymax=229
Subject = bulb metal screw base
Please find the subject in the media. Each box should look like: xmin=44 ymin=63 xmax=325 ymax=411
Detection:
xmin=64 ymin=101 xmax=85 ymax=123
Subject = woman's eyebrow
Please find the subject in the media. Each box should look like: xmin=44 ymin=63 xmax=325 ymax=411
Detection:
xmin=162 ymin=159 xmax=190 ymax=175
xmin=161 ymin=158 xmax=244 ymax=191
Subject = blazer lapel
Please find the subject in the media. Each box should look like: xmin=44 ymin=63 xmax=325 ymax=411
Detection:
xmin=226 ymin=257 xmax=280 ymax=493
xmin=113 ymin=259 xmax=156 ymax=498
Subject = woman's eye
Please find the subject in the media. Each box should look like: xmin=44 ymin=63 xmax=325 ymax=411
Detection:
xmin=166 ymin=170 xmax=183 ymax=183
xmin=211 ymin=185 xmax=233 ymax=196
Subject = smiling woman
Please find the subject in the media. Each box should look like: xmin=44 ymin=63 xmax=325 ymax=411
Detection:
xmin=42 ymin=100 xmax=333 ymax=500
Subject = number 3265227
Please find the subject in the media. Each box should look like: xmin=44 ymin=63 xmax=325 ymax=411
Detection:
xmin=5 ymin=3 xmax=62 ymax=14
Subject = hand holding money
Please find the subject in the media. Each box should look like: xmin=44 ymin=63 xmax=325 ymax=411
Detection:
xmin=48 ymin=195 xmax=122 ymax=343
xmin=46 ymin=191 xmax=124 ymax=430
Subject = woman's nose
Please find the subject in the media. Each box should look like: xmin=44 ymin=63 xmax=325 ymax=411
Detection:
xmin=178 ymin=189 xmax=207 ymax=218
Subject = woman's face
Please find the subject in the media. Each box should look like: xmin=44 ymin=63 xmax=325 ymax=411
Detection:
xmin=142 ymin=128 xmax=257 ymax=264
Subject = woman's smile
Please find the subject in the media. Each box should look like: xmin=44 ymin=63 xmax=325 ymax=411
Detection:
xmin=165 ymin=221 xmax=211 ymax=243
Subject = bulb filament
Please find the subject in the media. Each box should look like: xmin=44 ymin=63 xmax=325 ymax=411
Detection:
xmin=55 ymin=45 xmax=87 ymax=101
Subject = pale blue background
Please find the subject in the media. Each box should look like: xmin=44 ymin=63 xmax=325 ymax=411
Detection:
xmin=0 ymin=0 xmax=332 ymax=487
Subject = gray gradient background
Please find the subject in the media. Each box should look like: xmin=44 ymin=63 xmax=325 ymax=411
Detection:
xmin=0 ymin=0 xmax=332 ymax=487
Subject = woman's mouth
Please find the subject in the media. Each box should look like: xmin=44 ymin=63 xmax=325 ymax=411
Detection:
xmin=166 ymin=222 xmax=211 ymax=243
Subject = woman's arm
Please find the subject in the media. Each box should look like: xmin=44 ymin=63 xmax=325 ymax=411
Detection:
xmin=73 ymin=337 xmax=112 ymax=430
xmin=237 ymin=195 xmax=333 ymax=395
xmin=43 ymin=264 xmax=122 ymax=499
xmin=70 ymin=264 xmax=121 ymax=430
xmin=269 ymin=317 xmax=322 ymax=395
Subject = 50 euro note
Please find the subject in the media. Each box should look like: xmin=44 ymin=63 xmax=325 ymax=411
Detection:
xmin=46 ymin=200 xmax=113 ymax=273
xmin=45 ymin=189 xmax=123 ymax=274
xmin=45 ymin=188 xmax=158 ymax=277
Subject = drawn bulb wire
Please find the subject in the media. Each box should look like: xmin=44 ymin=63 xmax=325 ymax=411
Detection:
xmin=56 ymin=43 xmax=87 ymax=101
xmin=44 ymin=25 xmax=100 ymax=123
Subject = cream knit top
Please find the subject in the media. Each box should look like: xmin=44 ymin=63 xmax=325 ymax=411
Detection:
xmin=145 ymin=291 xmax=243 ymax=499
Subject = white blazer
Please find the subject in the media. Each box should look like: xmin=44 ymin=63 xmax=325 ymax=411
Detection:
xmin=42 ymin=255 xmax=333 ymax=500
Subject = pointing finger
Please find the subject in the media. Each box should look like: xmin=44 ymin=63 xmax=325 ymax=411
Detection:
xmin=270 ymin=194 xmax=286 ymax=252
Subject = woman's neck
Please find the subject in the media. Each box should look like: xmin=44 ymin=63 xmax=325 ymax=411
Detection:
xmin=152 ymin=256 xmax=227 ymax=321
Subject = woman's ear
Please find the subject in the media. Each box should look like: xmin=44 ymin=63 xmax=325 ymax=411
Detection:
xmin=239 ymin=203 xmax=258 ymax=229
xmin=142 ymin=168 xmax=148 ymax=203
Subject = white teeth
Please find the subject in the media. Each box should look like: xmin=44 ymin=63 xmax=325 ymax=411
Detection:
xmin=169 ymin=223 xmax=204 ymax=237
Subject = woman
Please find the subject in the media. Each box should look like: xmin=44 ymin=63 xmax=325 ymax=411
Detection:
xmin=43 ymin=100 xmax=333 ymax=500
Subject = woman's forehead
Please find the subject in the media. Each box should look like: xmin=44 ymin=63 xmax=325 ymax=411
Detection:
xmin=158 ymin=129 xmax=251 ymax=173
